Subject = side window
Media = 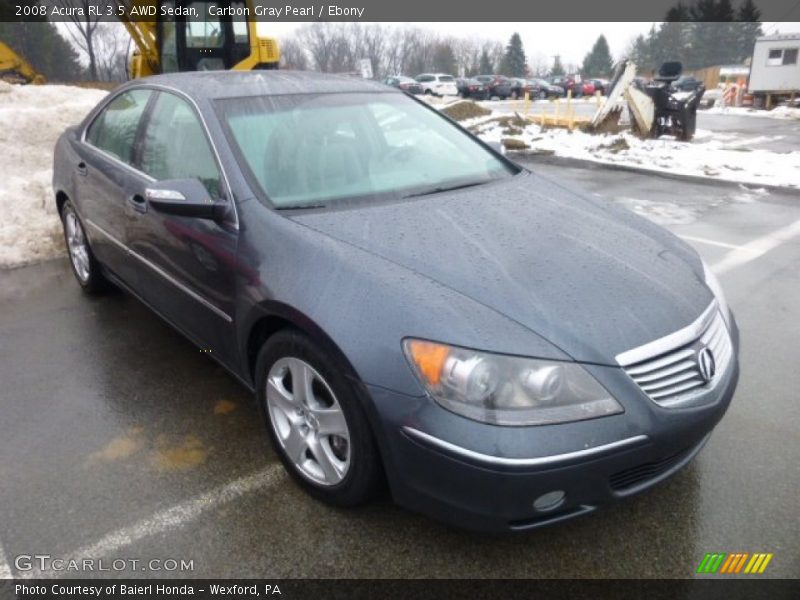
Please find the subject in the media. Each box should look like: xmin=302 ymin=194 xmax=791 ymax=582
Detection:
xmin=86 ymin=89 xmax=152 ymax=164
xmin=139 ymin=92 xmax=222 ymax=198
xmin=784 ymin=48 xmax=798 ymax=65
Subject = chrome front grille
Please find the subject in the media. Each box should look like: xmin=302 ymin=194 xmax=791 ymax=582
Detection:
xmin=617 ymin=303 xmax=733 ymax=407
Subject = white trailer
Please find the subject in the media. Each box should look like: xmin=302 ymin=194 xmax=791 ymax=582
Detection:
xmin=748 ymin=33 xmax=800 ymax=107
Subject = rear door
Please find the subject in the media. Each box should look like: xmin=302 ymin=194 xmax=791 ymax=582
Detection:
xmin=77 ymin=88 xmax=154 ymax=287
xmin=127 ymin=90 xmax=239 ymax=362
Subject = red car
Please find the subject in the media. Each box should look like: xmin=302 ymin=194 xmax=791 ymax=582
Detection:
xmin=581 ymin=80 xmax=596 ymax=96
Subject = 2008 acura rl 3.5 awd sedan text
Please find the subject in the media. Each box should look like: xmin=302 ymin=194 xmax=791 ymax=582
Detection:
xmin=53 ymin=71 xmax=739 ymax=532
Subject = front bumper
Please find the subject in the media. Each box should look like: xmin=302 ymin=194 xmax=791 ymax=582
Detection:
xmin=366 ymin=317 xmax=740 ymax=532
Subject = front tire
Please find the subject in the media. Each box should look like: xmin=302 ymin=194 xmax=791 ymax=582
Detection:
xmin=255 ymin=329 xmax=382 ymax=507
xmin=61 ymin=200 xmax=108 ymax=294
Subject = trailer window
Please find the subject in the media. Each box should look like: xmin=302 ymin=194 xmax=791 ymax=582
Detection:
xmin=767 ymin=48 xmax=798 ymax=66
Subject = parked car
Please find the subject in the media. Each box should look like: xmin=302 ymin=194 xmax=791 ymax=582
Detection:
xmin=549 ymin=74 xmax=584 ymax=97
xmin=589 ymin=78 xmax=610 ymax=95
xmin=474 ymin=74 xmax=512 ymax=100
xmin=508 ymin=78 xmax=543 ymax=100
xmin=383 ymin=75 xmax=424 ymax=95
xmin=415 ymin=73 xmax=458 ymax=96
xmin=54 ymin=71 xmax=739 ymax=532
xmin=456 ymin=77 xmax=490 ymax=100
xmin=673 ymin=75 xmax=704 ymax=93
xmin=580 ymin=80 xmax=596 ymax=96
xmin=699 ymin=87 xmax=722 ymax=109
xmin=528 ymin=78 xmax=565 ymax=99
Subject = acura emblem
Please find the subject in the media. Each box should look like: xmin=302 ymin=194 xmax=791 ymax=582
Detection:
xmin=697 ymin=347 xmax=716 ymax=383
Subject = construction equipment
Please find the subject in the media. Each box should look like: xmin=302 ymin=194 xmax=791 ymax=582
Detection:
xmin=0 ymin=41 xmax=45 ymax=85
xmin=116 ymin=0 xmax=279 ymax=79
xmin=591 ymin=60 xmax=704 ymax=141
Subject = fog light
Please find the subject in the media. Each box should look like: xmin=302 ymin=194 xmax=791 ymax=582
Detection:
xmin=533 ymin=490 xmax=565 ymax=512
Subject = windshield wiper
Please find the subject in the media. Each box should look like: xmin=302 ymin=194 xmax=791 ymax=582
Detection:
xmin=277 ymin=204 xmax=327 ymax=211
xmin=401 ymin=180 xmax=489 ymax=199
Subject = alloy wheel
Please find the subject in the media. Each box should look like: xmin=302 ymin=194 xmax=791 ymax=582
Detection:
xmin=266 ymin=357 xmax=351 ymax=486
xmin=65 ymin=211 xmax=90 ymax=283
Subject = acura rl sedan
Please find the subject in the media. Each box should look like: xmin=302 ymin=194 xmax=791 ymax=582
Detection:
xmin=53 ymin=71 xmax=739 ymax=532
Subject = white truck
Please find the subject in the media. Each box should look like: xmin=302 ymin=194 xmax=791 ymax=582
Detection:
xmin=748 ymin=33 xmax=800 ymax=107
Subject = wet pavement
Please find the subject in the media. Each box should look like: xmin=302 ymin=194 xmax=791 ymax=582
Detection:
xmin=0 ymin=164 xmax=798 ymax=579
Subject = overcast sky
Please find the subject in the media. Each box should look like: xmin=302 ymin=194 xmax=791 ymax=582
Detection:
xmin=258 ymin=21 xmax=800 ymax=67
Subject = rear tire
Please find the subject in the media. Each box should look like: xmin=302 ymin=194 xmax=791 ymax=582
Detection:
xmin=61 ymin=200 xmax=109 ymax=294
xmin=255 ymin=329 xmax=383 ymax=507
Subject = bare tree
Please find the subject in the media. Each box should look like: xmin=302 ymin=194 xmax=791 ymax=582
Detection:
xmin=297 ymin=23 xmax=350 ymax=73
xmin=52 ymin=0 xmax=102 ymax=80
xmin=94 ymin=23 xmax=130 ymax=82
xmin=527 ymin=52 xmax=550 ymax=77
xmin=280 ymin=38 xmax=309 ymax=70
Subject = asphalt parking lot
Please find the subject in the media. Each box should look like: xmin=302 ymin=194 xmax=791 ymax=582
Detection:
xmin=0 ymin=162 xmax=798 ymax=579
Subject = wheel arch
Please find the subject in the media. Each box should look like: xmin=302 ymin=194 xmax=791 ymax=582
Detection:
xmin=244 ymin=301 xmax=393 ymax=478
xmin=243 ymin=301 xmax=362 ymax=391
xmin=55 ymin=190 xmax=69 ymax=217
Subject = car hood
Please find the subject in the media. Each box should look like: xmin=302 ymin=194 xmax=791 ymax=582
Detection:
xmin=290 ymin=172 xmax=712 ymax=365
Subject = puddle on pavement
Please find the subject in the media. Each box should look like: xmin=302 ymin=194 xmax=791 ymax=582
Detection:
xmin=86 ymin=426 xmax=145 ymax=465
xmin=213 ymin=399 xmax=237 ymax=415
xmin=150 ymin=434 xmax=208 ymax=471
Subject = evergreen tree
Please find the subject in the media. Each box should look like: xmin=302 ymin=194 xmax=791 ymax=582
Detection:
xmin=657 ymin=2 xmax=692 ymax=65
xmin=736 ymin=0 xmax=763 ymax=62
xmin=478 ymin=49 xmax=493 ymax=74
xmin=551 ymin=55 xmax=565 ymax=76
xmin=581 ymin=35 xmax=613 ymax=77
xmin=628 ymin=0 xmax=763 ymax=70
xmin=499 ymin=33 xmax=526 ymax=77
xmin=690 ymin=0 xmax=737 ymax=67
xmin=0 ymin=2 xmax=84 ymax=81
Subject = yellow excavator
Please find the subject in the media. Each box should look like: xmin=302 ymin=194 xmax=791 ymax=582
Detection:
xmin=0 ymin=40 xmax=45 ymax=84
xmin=116 ymin=0 xmax=279 ymax=78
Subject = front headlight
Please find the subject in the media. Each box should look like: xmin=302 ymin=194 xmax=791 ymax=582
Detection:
xmin=403 ymin=339 xmax=623 ymax=426
xmin=702 ymin=260 xmax=731 ymax=327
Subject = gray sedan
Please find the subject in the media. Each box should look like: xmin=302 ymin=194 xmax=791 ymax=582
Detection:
xmin=52 ymin=71 xmax=739 ymax=532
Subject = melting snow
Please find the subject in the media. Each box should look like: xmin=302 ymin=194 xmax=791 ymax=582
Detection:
xmin=0 ymin=83 xmax=107 ymax=268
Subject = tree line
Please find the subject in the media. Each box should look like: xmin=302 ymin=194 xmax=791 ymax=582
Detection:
xmin=628 ymin=0 xmax=764 ymax=72
xmin=1 ymin=0 xmax=765 ymax=83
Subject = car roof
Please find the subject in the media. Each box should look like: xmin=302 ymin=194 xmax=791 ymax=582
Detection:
xmin=123 ymin=70 xmax=396 ymax=101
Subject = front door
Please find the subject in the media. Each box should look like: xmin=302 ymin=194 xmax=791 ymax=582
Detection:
xmin=127 ymin=90 xmax=239 ymax=364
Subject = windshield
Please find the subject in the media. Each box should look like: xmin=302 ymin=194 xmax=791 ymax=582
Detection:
xmin=218 ymin=92 xmax=517 ymax=209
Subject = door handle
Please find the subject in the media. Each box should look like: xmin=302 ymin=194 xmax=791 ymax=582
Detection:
xmin=76 ymin=161 xmax=88 ymax=176
xmin=128 ymin=194 xmax=148 ymax=214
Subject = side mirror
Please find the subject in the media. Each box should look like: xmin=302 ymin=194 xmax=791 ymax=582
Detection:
xmin=145 ymin=179 xmax=228 ymax=220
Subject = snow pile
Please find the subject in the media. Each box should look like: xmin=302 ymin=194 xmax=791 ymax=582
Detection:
xmin=0 ymin=84 xmax=107 ymax=268
xmin=468 ymin=113 xmax=800 ymax=189
xmin=704 ymin=105 xmax=800 ymax=120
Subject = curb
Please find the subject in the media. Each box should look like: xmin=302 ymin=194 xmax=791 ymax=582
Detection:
xmin=510 ymin=152 xmax=799 ymax=195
